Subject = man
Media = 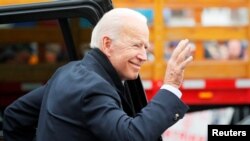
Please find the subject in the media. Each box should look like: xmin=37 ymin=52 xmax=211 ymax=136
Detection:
xmin=3 ymin=8 xmax=193 ymax=141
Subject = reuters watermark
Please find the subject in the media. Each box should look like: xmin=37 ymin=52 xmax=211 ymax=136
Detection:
xmin=208 ymin=125 xmax=249 ymax=140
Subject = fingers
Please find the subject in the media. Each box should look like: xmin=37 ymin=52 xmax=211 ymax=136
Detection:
xmin=171 ymin=39 xmax=189 ymax=60
xmin=180 ymin=55 xmax=193 ymax=70
xmin=177 ymin=43 xmax=193 ymax=66
xmin=164 ymin=39 xmax=194 ymax=88
xmin=171 ymin=39 xmax=193 ymax=69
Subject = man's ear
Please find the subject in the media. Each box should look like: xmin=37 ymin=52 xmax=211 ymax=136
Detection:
xmin=100 ymin=36 xmax=112 ymax=57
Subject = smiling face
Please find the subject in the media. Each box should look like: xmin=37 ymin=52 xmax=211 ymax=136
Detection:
xmin=100 ymin=19 xmax=150 ymax=80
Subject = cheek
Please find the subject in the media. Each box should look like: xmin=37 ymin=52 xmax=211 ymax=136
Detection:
xmin=112 ymin=48 xmax=138 ymax=65
xmin=115 ymin=55 xmax=130 ymax=70
xmin=110 ymin=54 xmax=128 ymax=69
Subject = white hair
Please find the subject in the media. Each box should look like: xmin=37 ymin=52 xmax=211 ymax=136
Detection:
xmin=90 ymin=8 xmax=147 ymax=48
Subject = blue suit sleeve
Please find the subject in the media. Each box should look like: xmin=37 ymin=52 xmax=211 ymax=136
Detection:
xmin=82 ymin=83 xmax=189 ymax=141
xmin=3 ymin=85 xmax=45 ymax=141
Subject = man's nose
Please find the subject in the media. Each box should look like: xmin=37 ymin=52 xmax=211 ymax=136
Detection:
xmin=137 ymin=50 xmax=147 ymax=61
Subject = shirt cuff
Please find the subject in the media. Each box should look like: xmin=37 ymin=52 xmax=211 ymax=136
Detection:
xmin=160 ymin=84 xmax=182 ymax=98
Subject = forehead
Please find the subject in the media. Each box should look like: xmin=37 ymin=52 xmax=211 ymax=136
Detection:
xmin=120 ymin=21 xmax=150 ymax=44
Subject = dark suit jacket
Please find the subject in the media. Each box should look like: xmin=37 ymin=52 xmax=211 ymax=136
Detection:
xmin=3 ymin=48 xmax=189 ymax=141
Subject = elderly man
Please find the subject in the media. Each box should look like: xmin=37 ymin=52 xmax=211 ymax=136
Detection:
xmin=3 ymin=8 xmax=193 ymax=141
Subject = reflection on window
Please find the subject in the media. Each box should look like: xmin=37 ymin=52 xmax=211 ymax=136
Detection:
xmin=0 ymin=42 xmax=68 ymax=64
xmin=0 ymin=43 xmax=33 ymax=64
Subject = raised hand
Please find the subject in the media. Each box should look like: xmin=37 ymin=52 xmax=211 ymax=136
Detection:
xmin=164 ymin=39 xmax=194 ymax=88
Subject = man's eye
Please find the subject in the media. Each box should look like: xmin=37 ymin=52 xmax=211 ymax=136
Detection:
xmin=133 ymin=44 xmax=140 ymax=48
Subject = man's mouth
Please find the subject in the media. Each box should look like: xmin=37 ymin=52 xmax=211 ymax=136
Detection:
xmin=129 ymin=61 xmax=141 ymax=70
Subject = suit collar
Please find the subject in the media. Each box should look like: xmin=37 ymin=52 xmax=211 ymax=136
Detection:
xmin=85 ymin=48 xmax=124 ymax=94
xmin=85 ymin=48 xmax=138 ymax=116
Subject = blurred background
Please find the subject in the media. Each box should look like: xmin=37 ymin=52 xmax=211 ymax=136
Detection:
xmin=1 ymin=0 xmax=250 ymax=141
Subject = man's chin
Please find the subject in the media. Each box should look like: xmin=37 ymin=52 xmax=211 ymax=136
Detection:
xmin=127 ymin=74 xmax=139 ymax=80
